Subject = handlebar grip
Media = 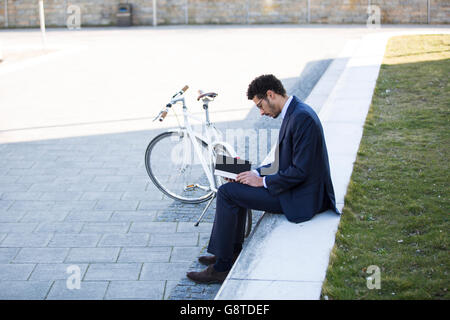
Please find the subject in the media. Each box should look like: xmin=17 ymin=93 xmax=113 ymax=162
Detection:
xmin=159 ymin=110 xmax=168 ymax=122
xmin=181 ymin=85 xmax=189 ymax=93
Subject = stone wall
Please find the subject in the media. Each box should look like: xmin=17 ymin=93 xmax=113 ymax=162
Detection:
xmin=0 ymin=0 xmax=448 ymax=28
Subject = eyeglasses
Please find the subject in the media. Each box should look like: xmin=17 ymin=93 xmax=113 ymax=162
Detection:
xmin=255 ymin=97 xmax=265 ymax=109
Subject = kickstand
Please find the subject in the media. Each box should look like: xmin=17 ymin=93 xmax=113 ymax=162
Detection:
xmin=194 ymin=193 xmax=216 ymax=227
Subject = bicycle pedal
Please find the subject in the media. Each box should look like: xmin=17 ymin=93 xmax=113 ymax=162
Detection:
xmin=184 ymin=184 xmax=197 ymax=191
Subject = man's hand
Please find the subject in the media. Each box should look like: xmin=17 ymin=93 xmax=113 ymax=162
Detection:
xmin=236 ymin=171 xmax=264 ymax=187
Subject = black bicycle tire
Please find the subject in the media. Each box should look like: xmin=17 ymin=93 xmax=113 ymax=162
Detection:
xmin=145 ymin=131 xmax=215 ymax=204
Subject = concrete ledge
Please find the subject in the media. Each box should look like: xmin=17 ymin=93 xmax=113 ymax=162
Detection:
xmin=215 ymin=210 xmax=340 ymax=300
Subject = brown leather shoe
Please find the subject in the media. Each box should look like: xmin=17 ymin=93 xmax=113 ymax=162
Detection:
xmin=198 ymin=253 xmax=239 ymax=266
xmin=198 ymin=255 xmax=216 ymax=266
xmin=186 ymin=265 xmax=229 ymax=284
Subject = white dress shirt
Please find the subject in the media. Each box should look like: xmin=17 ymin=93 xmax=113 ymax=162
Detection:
xmin=254 ymin=96 xmax=293 ymax=188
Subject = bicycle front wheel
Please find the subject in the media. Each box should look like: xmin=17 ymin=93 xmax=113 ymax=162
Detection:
xmin=145 ymin=131 xmax=216 ymax=204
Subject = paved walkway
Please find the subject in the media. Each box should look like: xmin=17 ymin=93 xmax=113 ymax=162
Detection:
xmin=0 ymin=25 xmax=447 ymax=299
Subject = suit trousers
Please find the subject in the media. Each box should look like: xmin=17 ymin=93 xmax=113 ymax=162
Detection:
xmin=207 ymin=182 xmax=283 ymax=260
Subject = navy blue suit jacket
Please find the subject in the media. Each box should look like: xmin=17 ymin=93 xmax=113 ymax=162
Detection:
xmin=256 ymin=96 xmax=340 ymax=223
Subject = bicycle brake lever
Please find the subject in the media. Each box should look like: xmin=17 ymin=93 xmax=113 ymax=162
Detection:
xmin=153 ymin=103 xmax=172 ymax=122
xmin=152 ymin=111 xmax=162 ymax=122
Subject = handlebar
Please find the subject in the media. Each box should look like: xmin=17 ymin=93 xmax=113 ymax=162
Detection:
xmin=159 ymin=110 xmax=168 ymax=121
xmin=153 ymin=85 xmax=189 ymax=122
xmin=171 ymin=85 xmax=189 ymax=98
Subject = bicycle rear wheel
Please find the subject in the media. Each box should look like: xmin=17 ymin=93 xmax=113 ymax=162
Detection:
xmin=145 ymin=131 xmax=218 ymax=204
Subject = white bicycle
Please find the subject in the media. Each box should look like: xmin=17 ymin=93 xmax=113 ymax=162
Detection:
xmin=145 ymin=86 xmax=253 ymax=230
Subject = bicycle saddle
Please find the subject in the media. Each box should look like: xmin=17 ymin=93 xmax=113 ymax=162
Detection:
xmin=197 ymin=90 xmax=218 ymax=101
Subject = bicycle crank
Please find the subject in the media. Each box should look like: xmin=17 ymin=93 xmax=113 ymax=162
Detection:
xmin=184 ymin=184 xmax=210 ymax=192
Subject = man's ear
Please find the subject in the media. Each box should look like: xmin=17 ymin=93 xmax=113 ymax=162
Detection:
xmin=266 ymin=90 xmax=275 ymax=100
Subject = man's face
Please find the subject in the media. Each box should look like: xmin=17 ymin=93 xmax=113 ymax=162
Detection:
xmin=253 ymin=95 xmax=280 ymax=118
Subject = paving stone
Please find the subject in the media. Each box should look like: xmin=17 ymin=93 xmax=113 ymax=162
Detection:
xmin=131 ymin=176 xmax=151 ymax=184
xmin=177 ymin=222 xmax=213 ymax=233
xmin=0 ymin=192 xmax=43 ymax=201
xmin=93 ymin=176 xmax=132 ymax=183
xmin=129 ymin=222 xmax=177 ymax=233
xmin=121 ymin=191 xmax=163 ymax=201
xmin=0 ymin=183 xmax=31 ymax=192
xmin=137 ymin=200 xmax=177 ymax=211
xmin=91 ymin=155 xmax=129 ymax=162
xmin=21 ymin=210 xmax=69 ymax=222
xmin=0 ymin=281 xmax=52 ymax=300
xmin=154 ymin=203 xmax=216 ymax=223
xmin=16 ymin=175 xmax=57 ymax=184
xmin=8 ymin=200 xmax=55 ymax=211
xmin=98 ymin=233 xmax=149 ymax=247
xmin=80 ymin=192 xmax=123 ymax=201
xmin=103 ymin=160 xmax=141 ymax=169
xmin=164 ymin=280 xmax=179 ymax=300
xmin=6 ymin=168 xmax=46 ymax=176
xmin=80 ymin=168 xmax=118 ymax=176
xmin=66 ymin=183 xmax=109 ymax=192
xmin=0 ymin=233 xmax=52 ymax=247
xmin=171 ymin=247 xmax=202 ymax=262
xmin=140 ymin=262 xmax=188 ymax=281
xmin=48 ymin=234 xmax=101 ymax=247
xmin=118 ymin=247 xmax=172 ymax=263
xmin=34 ymin=222 xmax=84 ymax=233
xmin=106 ymin=182 xmax=148 ymax=192
xmin=54 ymin=176 xmax=92 ymax=183
xmin=52 ymin=201 xmax=97 ymax=211
xmin=14 ymin=248 xmax=69 ymax=263
xmin=34 ymin=161 xmax=104 ymax=169
xmin=95 ymin=200 xmax=139 ymax=211
xmin=57 ymin=155 xmax=93 ymax=162
xmin=29 ymin=263 xmax=89 ymax=280
xmin=199 ymin=232 xmax=212 ymax=244
xmin=65 ymin=210 xmax=113 ymax=222
xmin=116 ymin=168 xmax=146 ymax=176
xmin=105 ymin=281 xmax=165 ymax=300
xmin=84 ymin=263 xmax=142 ymax=280
xmin=0 ymin=176 xmax=19 ymax=184
xmin=0 ymin=161 xmax=34 ymax=169
xmin=66 ymin=248 xmax=120 ymax=263
xmin=0 ymin=223 xmax=35 ymax=233
xmin=42 ymin=168 xmax=81 ymax=176
xmin=46 ymin=280 xmax=108 ymax=300
xmin=0 ymin=248 xmax=20 ymax=263
xmin=40 ymin=192 xmax=83 ymax=201
xmin=81 ymin=222 xmax=130 ymax=233
xmin=169 ymin=247 xmax=222 ymax=300
xmin=110 ymin=210 xmax=157 ymax=222
xmin=0 ymin=263 xmax=35 ymax=280
xmin=0 ymin=200 xmax=14 ymax=210
xmin=0 ymin=210 xmax=27 ymax=222
xmin=150 ymin=232 xmax=199 ymax=247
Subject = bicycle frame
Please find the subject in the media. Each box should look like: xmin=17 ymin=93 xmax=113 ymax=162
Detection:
xmin=169 ymin=96 xmax=236 ymax=194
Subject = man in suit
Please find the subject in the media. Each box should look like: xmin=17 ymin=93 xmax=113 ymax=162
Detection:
xmin=187 ymin=74 xmax=339 ymax=284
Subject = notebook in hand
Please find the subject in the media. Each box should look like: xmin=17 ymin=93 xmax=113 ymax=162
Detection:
xmin=214 ymin=155 xmax=251 ymax=180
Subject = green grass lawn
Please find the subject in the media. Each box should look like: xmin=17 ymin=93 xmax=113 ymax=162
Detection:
xmin=321 ymin=34 xmax=449 ymax=299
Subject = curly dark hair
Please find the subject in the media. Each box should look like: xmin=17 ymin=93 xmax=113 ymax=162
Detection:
xmin=246 ymin=74 xmax=286 ymax=100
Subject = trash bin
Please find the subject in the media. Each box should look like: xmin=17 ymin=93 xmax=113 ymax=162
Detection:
xmin=116 ymin=4 xmax=132 ymax=26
